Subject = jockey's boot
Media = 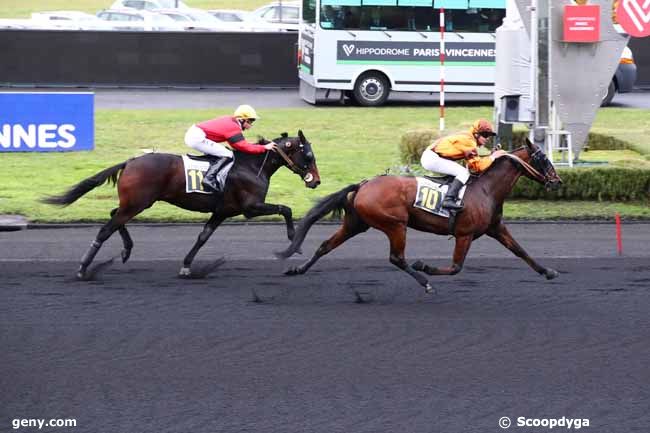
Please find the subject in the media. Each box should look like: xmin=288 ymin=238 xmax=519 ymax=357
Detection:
xmin=201 ymin=162 xmax=222 ymax=193
xmin=442 ymin=179 xmax=465 ymax=211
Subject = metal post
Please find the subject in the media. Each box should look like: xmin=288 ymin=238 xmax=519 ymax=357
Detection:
xmin=534 ymin=0 xmax=550 ymax=149
xmin=439 ymin=7 xmax=445 ymax=132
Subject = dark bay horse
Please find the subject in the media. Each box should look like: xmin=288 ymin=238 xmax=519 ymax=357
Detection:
xmin=276 ymin=139 xmax=561 ymax=293
xmin=43 ymin=131 xmax=320 ymax=280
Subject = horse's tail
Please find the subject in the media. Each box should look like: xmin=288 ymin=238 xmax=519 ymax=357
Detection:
xmin=276 ymin=182 xmax=362 ymax=259
xmin=41 ymin=160 xmax=129 ymax=206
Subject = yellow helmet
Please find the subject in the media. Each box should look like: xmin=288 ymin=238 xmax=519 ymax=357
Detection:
xmin=233 ymin=104 xmax=258 ymax=120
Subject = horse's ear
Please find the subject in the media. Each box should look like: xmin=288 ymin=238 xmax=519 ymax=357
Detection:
xmin=281 ymin=132 xmax=288 ymax=138
xmin=298 ymin=129 xmax=306 ymax=143
xmin=526 ymin=137 xmax=540 ymax=152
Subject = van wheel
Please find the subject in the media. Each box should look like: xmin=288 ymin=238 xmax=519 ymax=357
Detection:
xmin=601 ymin=81 xmax=616 ymax=106
xmin=353 ymin=73 xmax=390 ymax=106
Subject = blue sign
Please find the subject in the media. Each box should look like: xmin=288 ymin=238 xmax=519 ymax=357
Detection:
xmin=0 ymin=92 xmax=94 ymax=152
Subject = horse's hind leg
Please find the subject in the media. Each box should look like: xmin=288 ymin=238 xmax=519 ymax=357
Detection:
xmin=179 ymin=213 xmax=226 ymax=277
xmin=77 ymin=205 xmax=144 ymax=280
xmin=110 ymin=208 xmax=134 ymax=263
xmin=412 ymin=234 xmax=473 ymax=276
xmin=285 ymin=211 xmax=368 ymax=275
xmin=384 ymin=224 xmax=433 ymax=293
xmin=487 ymin=223 xmax=559 ymax=280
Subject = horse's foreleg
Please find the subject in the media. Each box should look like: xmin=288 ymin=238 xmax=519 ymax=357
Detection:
xmin=384 ymin=224 xmax=433 ymax=293
xmin=413 ymin=234 xmax=473 ymax=276
xmin=180 ymin=213 xmax=226 ymax=277
xmin=110 ymin=208 xmax=133 ymax=263
xmin=487 ymin=223 xmax=559 ymax=280
xmin=285 ymin=212 xmax=368 ymax=276
xmin=243 ymin=203 xmax=295 ymax=240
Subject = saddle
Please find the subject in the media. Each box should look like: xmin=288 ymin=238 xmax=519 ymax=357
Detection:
xmin=186 ymin=154 xmax=220 ymax=163
xmin=422 ymin=173 xmax=478 ymax=186
xmin=182 ymin=154 xmax=233 ymax=194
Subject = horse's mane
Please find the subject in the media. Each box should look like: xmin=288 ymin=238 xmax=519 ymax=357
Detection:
xmin=482 ymin=146 xmax=528 ymax=173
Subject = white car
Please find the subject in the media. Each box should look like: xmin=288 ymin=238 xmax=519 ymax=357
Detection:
xmin=96 ymin=9 xmax=184 ymax=31
xmin=154 ymin=8 xmax=243 ymax=31
xmin=249 ymin=1 xmax=300 ymax=31
xmin=30 ymin=11 xmax=113 ymax=30
xmin=207 ymin=9 xmax=286 ymax=32
xmin=207 ymin=9 xmax=249 ymax=23
xmin=110 ymin=0 xmax=188 ymax=10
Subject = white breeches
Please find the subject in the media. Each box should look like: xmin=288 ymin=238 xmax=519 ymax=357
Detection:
xmin=420 ymin=149 xmax=470 ymax=184
xmin=184 ymin=125 xmax=234 ymax=158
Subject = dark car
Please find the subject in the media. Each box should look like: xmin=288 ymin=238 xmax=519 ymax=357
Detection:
xmin=602 ymin=45 xmax=637 ymax=106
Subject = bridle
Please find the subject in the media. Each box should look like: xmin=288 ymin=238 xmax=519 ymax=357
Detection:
xmin=502 ymin=152 xmax=547 ymax=183
xmin=256 ymin=139 xmax=312 ymax=181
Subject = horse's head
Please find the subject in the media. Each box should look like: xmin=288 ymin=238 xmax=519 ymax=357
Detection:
xmin=511 ymin=139 xmax=562 ymax=190
xmin=273 ymin=130 xmax=321 ymax=189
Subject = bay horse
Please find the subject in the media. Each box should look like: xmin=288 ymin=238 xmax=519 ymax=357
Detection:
xmin=276 ymin=139 xmax=562 ymax=293
xmin=43 ymin=131 xmax=320 ymax=280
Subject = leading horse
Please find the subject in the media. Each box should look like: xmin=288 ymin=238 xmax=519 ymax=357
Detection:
xmin=43 ymin=131 xmax=320 ymax=280
xmin=276 ymin=139 xmax=562 ymax=293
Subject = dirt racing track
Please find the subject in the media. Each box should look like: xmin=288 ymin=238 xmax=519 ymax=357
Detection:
xmin=1 ymin=223 xmax=649 ymax=432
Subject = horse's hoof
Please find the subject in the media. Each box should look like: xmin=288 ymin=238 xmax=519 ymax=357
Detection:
xmin=76 ymin=271 xmax=86 ymax=281
xmin=121 ymin=249 xmax=131 ymax=264
xmin=412 ymin=260 xmax=424 ymax=271
xmin=178 ymin=267 xmax=192 ymax=278
xmin=424 ymin=283 xmax=436 ymax=294
xmin=284 ymin=266 xmax=301 ymax=276
xmin=545 ymin=268 xmax=559 ymax=280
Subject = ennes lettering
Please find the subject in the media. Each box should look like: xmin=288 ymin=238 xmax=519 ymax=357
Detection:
xmin=186 ymin=169 xmax=206 ymax=192
xmin=0 ymin=124 xmax=76 ymax=149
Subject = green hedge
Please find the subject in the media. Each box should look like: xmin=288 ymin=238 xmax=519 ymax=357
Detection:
xmin=512 ymin=167 xmax=650 ymax=201
xmin=400 ymin=129 xmax=650 ymax=201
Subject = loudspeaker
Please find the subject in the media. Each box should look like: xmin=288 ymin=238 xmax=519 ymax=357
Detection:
xmin=501 ymin=95 xmax=521 ymax=122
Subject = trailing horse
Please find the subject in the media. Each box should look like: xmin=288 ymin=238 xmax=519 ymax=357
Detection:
xmin=43 ymin=131 xmax=320 ymax=280
xmin=276 ymin=139 xmax=561 ymax=293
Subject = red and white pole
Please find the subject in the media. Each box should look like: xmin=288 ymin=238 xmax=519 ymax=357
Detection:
xmin=439 ymin=7 xmax=445 ymax=132
xmin=615 ymin=212 xmax=623 ymax=255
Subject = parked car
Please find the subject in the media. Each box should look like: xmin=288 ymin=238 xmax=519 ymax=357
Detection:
xmin=96 ymin=9 xmax=183 ymax=31
xmin=207 ymin=9 xmax=249 ymax=23
xmin=30 ymin=11 xmax=113 ymax=30
xmin=249 ymin=1 xmax=300 ymax=31
xmin=207 ymin=9 xmax=286 ymax=32
xmin=602 ymin=45 xmax=637 ymax=106
xmin=154 ymin=8 xmax=243 ymax=31
xmin=110 ymin=0 xmax=188 ymax=10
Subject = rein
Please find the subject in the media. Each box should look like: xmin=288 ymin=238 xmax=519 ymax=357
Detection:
xmin=275 ymin=146 xmax=306 ymax=177
xmin=256 ymin=151 xmax=271 ymax=178
xmin=502 ymin=153 xmax=546 ymax=182
xmin=256 ymin=146 xmax=305 ymax=178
